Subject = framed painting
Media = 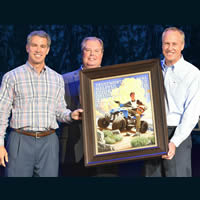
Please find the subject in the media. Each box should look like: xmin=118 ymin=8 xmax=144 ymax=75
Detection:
xmin=80 ymin=58 xmax=168 ymax=167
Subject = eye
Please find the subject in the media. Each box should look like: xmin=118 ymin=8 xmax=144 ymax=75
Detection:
xmin=41 ymin=45 xmax=47 ymax=48
xmin=95 ymin=49 xmax=101 ymax=53
xmin=84 ymin=48 xmax=91 ymax=52
xmin=31 ymin=43 xmax=37 ymax=47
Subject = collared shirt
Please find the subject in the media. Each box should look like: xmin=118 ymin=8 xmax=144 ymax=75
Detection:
xmin=161 ymin=56 xmax=200 ymax=147
xmin=0 ymin=62 xmax=72 ymax=146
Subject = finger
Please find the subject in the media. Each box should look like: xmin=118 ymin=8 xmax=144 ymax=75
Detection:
xmin=162 ymin=155 xmax=170 ymax=160
xmin=168 ymin=150 xmax=175 ymax=158
xmin=162 ymin=152 xmax=171 ymax=159
xmin=162 ymin=154 xmax=174 ymax=160
xmin=5 ymin=153 xmax=8 ymax=163
xmin=162 ymin=155 xmax=168 ymax=159
xmin=0 ymin=158 xmax=6 ymax=167
xmin=78 ymin=109 xmax=83 ymax=113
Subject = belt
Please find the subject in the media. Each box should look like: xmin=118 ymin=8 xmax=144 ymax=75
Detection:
xmin=14 ymin=129 xmax=55 ymax=138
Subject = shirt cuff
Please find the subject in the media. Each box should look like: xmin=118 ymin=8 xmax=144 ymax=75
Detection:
xmin=170 ymin=137 xmax=181 ymax=148
xmin=0 ymin=138 xmax=5 ymax=146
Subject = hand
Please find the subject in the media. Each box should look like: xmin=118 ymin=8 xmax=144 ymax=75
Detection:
xmin=0 ymin=146 xmax=8 ymax=167
xmin=162 ymin=142 xmax=176 ymax=160
xmin=71 ymin=109 xmax=83 ymax=120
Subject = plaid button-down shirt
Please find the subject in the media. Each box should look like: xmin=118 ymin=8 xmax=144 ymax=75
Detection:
xmin=0 ymin=62 xmax=72 ymax=146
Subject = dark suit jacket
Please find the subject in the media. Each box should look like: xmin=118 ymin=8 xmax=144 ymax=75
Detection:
xmin=59 ymin=67 xmax=119 ymax=177
xmin=59 ymin=68 xmax=83 ymax=164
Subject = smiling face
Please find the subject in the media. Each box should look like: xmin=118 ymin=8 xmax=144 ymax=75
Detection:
xmin=162 ymin=30 xmax=184 ymax=66
xmin=82 ymin=39 xmax=103 ymax=69
xmin=26 ymin=35 xmax=50 ymax=68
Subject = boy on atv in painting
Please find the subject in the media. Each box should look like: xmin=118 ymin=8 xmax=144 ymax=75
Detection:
xmin=98 ymin=92 xmax=148 ymax=135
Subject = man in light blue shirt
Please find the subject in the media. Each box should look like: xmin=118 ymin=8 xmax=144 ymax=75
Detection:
xmin=144 ymin=27 xmax=200 ymax=177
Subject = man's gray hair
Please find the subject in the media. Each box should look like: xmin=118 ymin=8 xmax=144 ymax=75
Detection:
xmin=162 ymin=27 xmax=185 ymax=44
xmin=81 ymin=37 xmax=104 ymax=52
xmin=27 ymin=30 xmax=51 ymax=47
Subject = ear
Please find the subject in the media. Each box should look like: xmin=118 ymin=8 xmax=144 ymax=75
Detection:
xmin=46 ymin=47 xmax=50 ymax=55
xmin=181 ymin=42 xmax=185 ymax=51
xmin=26 ymin=44 xmax=29 ymax=53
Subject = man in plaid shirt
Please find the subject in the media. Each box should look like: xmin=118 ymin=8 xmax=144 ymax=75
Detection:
xmin=0 ymin=30 xmax=83 ymax=177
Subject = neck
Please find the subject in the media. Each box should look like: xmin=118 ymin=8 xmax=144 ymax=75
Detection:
xmin=29 ymin=61 xmax=45 ymax=74
xmin=82 ymin=65 xmax=101 ymax=69
xmin=165 ymin=55 xmax=182 ymax=67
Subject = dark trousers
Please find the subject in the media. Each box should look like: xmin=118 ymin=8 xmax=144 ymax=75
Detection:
xmin=143 ymin=127 xmax=192 ymax=177
xmin=60 ymin=158 xmax=119 ymax=177
xmin=5 ymin=130 xmax=59 ymax=177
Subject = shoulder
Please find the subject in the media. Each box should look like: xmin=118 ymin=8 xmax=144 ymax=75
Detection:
xmin=183 ymin=59 xmax=199 ymax=71
xmin=2 ymin=64 xmax=26 ymax=83
xmin=46 ymin=66 xmax=61 ymax=77
xmin=7 ymin=64 xmax=27 ymax=75
xmin=62 ymin=68 xmax=81 ymax=83
xmin=176 ymin=58 xmax=200 ymax=79
xmin=183 ymin=60 xmax=200 ymax=77
xmin=45 ymin=66 xmax=64 ymax=84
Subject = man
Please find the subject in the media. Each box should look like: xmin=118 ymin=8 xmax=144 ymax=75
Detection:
xmin=114 ymin=92 xmax=147 ymax=135
xmin=143 ymin=27 xmax=200 ymax=177
xmin=60 ymin=37 xmax=118 ymax=176
xmin=0 ymin=30 xmax=83 ymax=177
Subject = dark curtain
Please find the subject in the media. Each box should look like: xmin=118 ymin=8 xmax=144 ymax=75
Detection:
xmin=1 ymin=24 xmax=200 ymax=177
xmin=0 ymin=24 xmax=199 ymax=81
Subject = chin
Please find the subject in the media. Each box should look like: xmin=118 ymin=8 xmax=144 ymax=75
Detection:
xmin=86 ymin=65 xmax=98 ymax=69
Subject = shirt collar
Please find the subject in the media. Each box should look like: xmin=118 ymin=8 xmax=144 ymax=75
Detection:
xmin=161 ymin=56 xmax=184 ymax=73
xmin=26 ymin=61 xmax=47 ymax=73
xmin=81 ymin=65 xmax=101 ymax=70
xmin=173 ymin=56 xmax=184 ymax=74
xmin=161 ymin=60 xmax=174 ymax=73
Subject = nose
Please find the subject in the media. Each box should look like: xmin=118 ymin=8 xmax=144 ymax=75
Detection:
xmin=167 ymin=44 xmax=174 ymax=51
xmin=35 ymin=46 xmax=41 ymax=52
xmin=89 ymin=50 xmax=95 ymax=56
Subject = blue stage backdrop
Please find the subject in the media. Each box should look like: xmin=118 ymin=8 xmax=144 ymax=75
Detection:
xmin=0 ymin=24 xmax=199 ymax=77
xmin=1 ymin=24 xmax=200 ymax=176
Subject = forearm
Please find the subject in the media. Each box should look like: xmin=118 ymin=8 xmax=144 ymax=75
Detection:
xmin=171 ymin=122 xmax=197 ymax=147
xmin=171 ymin=93 xmax=200 ymax=147
xmin=56 ymin=109 xmax=73 ymax=123
xmin=0 ymin=116 xmax=10 ymax=146
xmin=0 ymin=102 xmax=12 ymax=146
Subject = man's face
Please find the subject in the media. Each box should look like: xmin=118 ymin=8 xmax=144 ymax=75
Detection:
xmin=130 ymin=93 xmax=135 ymax=101
xmin=162 ymin=30 xmax=184 ymax=66
xmin=82 ymin=40 xmax=103 ymax=69
xmin=26 ymin=35 xmax=50 ymax=66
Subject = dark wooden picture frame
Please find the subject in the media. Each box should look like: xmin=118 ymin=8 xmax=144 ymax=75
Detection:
xmin=80 ymin=58 xmax=168 ymax=167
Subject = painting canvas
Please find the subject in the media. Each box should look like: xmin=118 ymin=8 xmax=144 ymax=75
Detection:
xmin=93 ymin=72 xmax=156 ymax=154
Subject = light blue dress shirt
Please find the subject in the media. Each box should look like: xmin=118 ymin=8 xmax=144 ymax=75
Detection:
xmin=161 ymin=56 xmax=200 ymax=147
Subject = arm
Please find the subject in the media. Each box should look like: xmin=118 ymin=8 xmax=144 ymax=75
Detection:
xmin=56 ymin=75 xmax=82 ymax=123
xmin=163 ymin=75 xmax=200 ymax=160
xmin=0 ymin=73 xmax=14 ymax=166
xmin=136 ymin=99 xmax=144 ymax=106
xmin=0 ymin=146 xmax=8 ymax=167
xmin=170 ymin=78 xmax=200 ymax=147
